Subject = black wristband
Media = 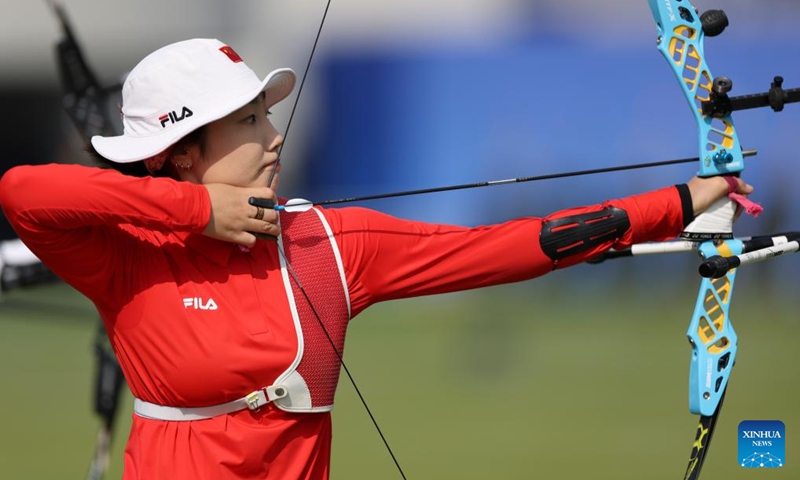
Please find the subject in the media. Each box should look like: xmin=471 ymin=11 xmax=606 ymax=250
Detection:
xmin=676 ymin=184 xmax=695 ymax=228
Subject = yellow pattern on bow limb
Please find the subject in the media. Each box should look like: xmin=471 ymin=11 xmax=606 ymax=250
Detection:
xmin=693 ymin=422 xmax=710 ymax=452
xmin=684 ymin=421 xmax=711 ymax=480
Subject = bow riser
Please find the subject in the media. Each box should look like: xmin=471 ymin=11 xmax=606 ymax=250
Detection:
xmin=648 ymin=0 xmax=744 ymax=177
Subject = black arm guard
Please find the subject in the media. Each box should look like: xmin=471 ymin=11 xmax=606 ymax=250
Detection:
xmin=540 ymin=206 xmax=630 ymax=261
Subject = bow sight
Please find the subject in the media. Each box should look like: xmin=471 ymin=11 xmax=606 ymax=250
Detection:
xmin=703 ymin=75 xmax=800 ymax=117
xmin=692 ymin=6 xmax=800 ymax=118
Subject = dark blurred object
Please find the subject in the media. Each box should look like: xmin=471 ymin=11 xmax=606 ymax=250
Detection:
xmin=48 ymin=0 xmax=120 ymax=140
xmin=0 ymin=261 xmax=59 ymax=292
xmin=45 ymin=3 xmax=128 ymax=479
xmin=86 ymin=322 xmax=126 ymax=480
xmin=0 ymin=88 xmax=64 ymax=241
xmin=0 ymin=238 xmax=59 ymax=295
xmin=92 ymin=323 xmax=126 ymax=426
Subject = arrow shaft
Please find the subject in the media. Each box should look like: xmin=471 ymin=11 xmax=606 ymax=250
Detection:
xmin=315 ymin=150 xmax=757 ymax=207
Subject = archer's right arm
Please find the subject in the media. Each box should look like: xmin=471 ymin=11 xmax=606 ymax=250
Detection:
xmin=0 ymin=163 xmax=210 ymax=304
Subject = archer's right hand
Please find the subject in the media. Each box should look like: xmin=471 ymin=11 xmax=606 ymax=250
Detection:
xmin=203 ymin=184 xmax=281 ymax=247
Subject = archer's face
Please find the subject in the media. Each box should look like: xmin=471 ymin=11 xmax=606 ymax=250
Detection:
xmin=191 ymin=92 xmax=283 ymax=190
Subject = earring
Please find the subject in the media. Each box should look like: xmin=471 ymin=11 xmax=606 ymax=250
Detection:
xmin=171 ymin=148 xmax=191 ymax=170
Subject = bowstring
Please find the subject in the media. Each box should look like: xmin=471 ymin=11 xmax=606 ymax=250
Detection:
xmin=266 ymin=1 xmax=408 ymax=478
xmin=266 ymin=0 xmax=333 ymax=190
xmin=276 ymin=247 xmax=408 ymax=479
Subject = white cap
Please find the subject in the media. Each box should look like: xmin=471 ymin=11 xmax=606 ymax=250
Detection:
xmin=91 ymin=38 xmax=296 ymax=163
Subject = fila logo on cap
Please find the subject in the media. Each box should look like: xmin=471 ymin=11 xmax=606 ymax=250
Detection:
xmin=159 ymin=107 xmax=194 ymax=128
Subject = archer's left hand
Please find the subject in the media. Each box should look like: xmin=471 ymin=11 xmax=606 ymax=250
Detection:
xmin=686 ymin=176 xmax=754 ymax=217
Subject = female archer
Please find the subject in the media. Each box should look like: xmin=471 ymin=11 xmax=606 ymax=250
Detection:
xmin=0 ymin=38 xmax=751 ymax=480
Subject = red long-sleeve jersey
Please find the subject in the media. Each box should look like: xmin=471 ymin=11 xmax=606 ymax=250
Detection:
xmin=0 ymin=164 xmax=689 ymax=479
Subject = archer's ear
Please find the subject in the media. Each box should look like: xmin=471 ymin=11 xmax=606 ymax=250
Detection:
xmin=170 ymin=146 xmax=198 ymax=171
xmin=184 ymin=143 xmax=203 ymax=165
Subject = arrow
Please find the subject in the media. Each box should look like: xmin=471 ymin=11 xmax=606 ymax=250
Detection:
xmin=252 ymin=150 xmax=758 ymax=213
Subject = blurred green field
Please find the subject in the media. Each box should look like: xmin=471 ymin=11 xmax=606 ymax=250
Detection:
xmin=0 ymin=270 xmax=798 ymax=479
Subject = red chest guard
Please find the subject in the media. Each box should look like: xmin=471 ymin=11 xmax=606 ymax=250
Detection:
xmin=272 ymin=206 xmax=350 ymax=412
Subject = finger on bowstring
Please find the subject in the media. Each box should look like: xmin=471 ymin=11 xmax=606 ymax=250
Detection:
xmin=245 ymin=219 xmax=280 ymax=241
xmin=245 ymin=218 xmax=280 ymax=234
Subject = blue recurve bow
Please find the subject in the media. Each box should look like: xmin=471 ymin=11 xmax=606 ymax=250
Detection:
xmin=647 ymin=1 xmax=744 ymax=478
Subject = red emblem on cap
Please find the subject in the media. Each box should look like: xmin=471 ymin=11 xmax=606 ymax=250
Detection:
xmin=219 ymin=46 xmax=243 ymax=63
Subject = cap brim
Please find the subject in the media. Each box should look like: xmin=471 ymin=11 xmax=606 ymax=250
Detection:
xmin=91 ymin=68 xmax=296 ymax=164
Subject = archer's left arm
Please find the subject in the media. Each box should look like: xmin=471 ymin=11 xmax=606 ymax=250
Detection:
xmin=323 ymin=185 xmax=690 ymax=315
xmin=539 ymin=184 xmax=692 ymax=270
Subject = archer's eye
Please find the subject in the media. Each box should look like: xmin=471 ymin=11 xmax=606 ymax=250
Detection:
xmin=246 ymin=114 xmax=258 ymax=124
xmin=266 ymin=109 xmax=273 ymax=116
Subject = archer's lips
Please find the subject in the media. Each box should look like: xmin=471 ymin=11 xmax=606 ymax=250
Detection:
xmin=261 ymin=159 xmax=279 ymax=170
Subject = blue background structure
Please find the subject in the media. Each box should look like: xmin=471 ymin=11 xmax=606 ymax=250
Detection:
xmin=306 ymin=36 xmax=800 ymax=227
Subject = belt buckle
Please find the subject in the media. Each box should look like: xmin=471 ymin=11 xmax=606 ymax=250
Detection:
xmin=245 ymin=391 xmax=264 ymax=411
